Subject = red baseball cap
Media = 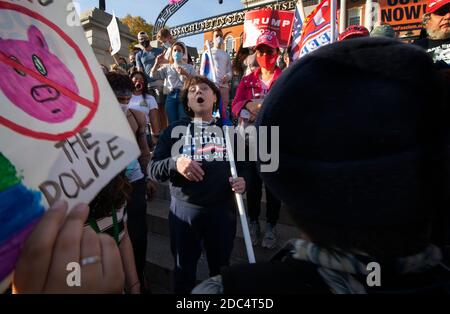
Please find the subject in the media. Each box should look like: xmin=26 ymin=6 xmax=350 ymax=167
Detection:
xmin=255 ymin=31 xmax=280 ymax=49
xmin=338 ymin=25 xmax=370 ymax=41
xmin=426 ymin=0 xmax=450 ymax=13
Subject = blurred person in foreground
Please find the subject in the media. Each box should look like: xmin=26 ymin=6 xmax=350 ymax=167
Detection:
xmin=193 ymin=37 xmax=450 ymax=294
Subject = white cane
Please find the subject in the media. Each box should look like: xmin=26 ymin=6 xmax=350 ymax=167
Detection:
xmin=224 ymin=126 xmax=256 ymax=264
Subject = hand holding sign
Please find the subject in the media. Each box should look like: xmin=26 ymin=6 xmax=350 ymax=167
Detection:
xmin=0 ymin=0 xmax=139 ymax=291
xmin=13 ymin=201 xmax=124 ymax=294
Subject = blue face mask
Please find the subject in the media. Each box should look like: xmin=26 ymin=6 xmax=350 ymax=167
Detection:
xmin=173 ymin=51 xmax=183 ymax=62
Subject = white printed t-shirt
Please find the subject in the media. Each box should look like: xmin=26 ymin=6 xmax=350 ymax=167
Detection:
xmin=128 ymin=94 xmax=158 ymax=124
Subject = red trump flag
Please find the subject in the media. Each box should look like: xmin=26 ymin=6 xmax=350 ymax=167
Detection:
xmin=243 ymin=8 xmax=295 ymax=48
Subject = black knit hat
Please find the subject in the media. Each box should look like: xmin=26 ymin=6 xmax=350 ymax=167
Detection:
xmin=257 ymin=38 xmax=448 ymax=229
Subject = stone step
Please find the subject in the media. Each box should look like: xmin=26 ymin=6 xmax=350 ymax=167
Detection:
xmin=145 ymin=262 xmax=172 ymax=293
xmin=147 ymin=208 xmax=291 ymax=263
xmin=145 ymin=228 xmax=288 ymax=293
xmin=146 ymin=233 xmax=210 ymax=284
xmin=145 ymin=233 xmax=211 ymax=293
xmin=154 ymin=180 xmax=283 ymax=205
xmin=147 ymin=198 xmax=300 ymax=246
xmin=145 ymin=182 xmax=301 ymax=293
xmin=152 ymin=181 xmax=171 ymax=202
xmin=150 ymin=183 xmax=297 ymax=228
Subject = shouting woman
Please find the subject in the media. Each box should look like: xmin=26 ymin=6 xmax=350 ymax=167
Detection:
xmin=148 ymin=76 xmax=247 ymax=294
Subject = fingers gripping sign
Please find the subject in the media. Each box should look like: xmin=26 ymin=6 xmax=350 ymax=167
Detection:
xmin=13 ymin=201 xmax=124 ymax=294
xmin=0 ymin=1 xmax=141 ymax=291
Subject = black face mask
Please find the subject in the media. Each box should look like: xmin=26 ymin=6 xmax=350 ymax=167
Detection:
xmin=141 ymin=40 xmax=150 ymax=48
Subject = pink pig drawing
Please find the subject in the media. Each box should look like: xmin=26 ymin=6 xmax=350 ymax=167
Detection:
xmin=0 ymin=25 xmax=79 ymax=123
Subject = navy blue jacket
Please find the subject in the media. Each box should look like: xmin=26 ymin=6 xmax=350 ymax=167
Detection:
xmin=149 ymin=118 xmax=249 ymax=208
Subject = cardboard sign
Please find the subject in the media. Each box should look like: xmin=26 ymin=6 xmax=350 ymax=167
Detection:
xmin=0 ymin=0 xmax=140 ymax=289
xmin=379 ymin=0 xmax=428 ymax=30
xmin=107 ymin=11 xmax=121 ymax=56
xmin=243 ymin=8 xmax=295 ymax=48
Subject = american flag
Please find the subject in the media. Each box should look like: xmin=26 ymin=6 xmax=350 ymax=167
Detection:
xmin=290 ymin=1 xmax=305 ymax=62
xmin=217 ymin=97 xmax=232 ymax=127
xmin=201 ymin=51 xmax=214 ymax=82
xmin=294 ymin=0 xmax=338 ymax=59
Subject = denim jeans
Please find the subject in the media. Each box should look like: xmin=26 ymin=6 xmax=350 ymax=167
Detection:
xmin=165 ymin=89 xmax=187 ymax=124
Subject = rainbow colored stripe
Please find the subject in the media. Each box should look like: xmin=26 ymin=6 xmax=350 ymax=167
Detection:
xmin=0 ymin=153 xmax=44 ymax=287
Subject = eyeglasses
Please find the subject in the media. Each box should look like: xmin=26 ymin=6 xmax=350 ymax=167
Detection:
xmin=433 ymin=4 xmax=450 ymax=16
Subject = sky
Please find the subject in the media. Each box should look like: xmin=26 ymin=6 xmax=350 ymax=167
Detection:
xmin=78 ymin=0 xmax=245 ymax=50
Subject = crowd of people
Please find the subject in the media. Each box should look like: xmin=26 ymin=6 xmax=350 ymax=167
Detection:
xmin=7 ymin=0 xmax=450 ymax=294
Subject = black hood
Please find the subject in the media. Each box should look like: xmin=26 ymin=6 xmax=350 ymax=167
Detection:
xmin=257 ymin=37 xmax=448 ymax=229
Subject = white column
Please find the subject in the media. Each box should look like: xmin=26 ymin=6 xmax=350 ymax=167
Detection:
xmin=364 ymin=0 xmax=373 ymax=31
xmin=330 ymin=0 xmax=337 ymax=43
xmin=339 ymin=0 xmax=346 ymax=33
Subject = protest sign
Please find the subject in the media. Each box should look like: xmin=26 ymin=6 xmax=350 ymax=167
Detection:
xmin=107 ymin=11 xmax=121 ymax=56
xmin=0 ymin=0 xmax=140 ymax=289
xmin=243 ymin=8 xmax=294 ymax=48
xmin=379 ymin=0 xmax=428 ymax=31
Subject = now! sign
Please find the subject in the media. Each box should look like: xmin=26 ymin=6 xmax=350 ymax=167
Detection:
xmin=379 ymin=0 xmax=428 ymax=26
